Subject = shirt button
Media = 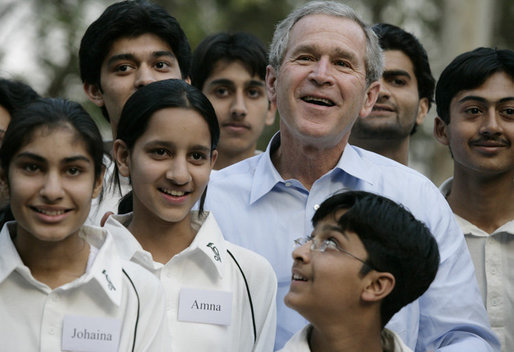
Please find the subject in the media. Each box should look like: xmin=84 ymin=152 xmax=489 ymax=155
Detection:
xmin=313 ymin=204 xmax=320 ymax=210
xmin=49 ymin=328 xmax=55 ymax=335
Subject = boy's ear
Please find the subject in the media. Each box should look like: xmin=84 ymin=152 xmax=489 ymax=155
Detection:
xmin=361 ymin=271 xmax=395 ymax=303
xmin=113 ymin=139 xmax=130 ymax=177
xmin=84 ymin=82 xmax=105 ymax=108
xmin=433 ymin=116 xmax=450 ymax=146
xmin=92 ymin=166 xmax=105 ymax=199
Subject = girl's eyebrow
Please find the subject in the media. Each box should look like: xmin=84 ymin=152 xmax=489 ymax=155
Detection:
xmin=14 ymin=152 xmax=90 ymax=164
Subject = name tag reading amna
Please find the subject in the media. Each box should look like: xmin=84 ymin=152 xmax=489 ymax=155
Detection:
xmin=178 ymin=288 xmax=232 ymax=326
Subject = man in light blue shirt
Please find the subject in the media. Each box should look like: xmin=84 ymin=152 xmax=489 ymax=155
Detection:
xmin=204 ymin=1 xmax=499 ymax=351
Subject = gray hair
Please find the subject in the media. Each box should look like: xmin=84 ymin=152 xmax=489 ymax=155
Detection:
xmin=269 ymin=0 xmax=383 ymax=86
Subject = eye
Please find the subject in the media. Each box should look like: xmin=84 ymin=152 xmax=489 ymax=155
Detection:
xmin=390 ymin=78 xmax=407 ymax=87
xmin=334 ymin=60 xmax=350 ymax=68
xmin=464 ymin=107 xmax=482 ymax=115
xmin=323 ymin=237 xmax=339 ymax=251
xmin=24 ymin=163 xmax=40 ymax=173
xmin=66 ymin=167 xmax=81 ymax=176
xmin=213 ymin=87 xmax=230 ymax=98
xmin=501 ymin=107 xmax=514 ymax=119
xmin=154 ymin=61 xmax=171 ymax=70
xmin=190 ymin=151 xmax=208 ymax=162
xmin=150 ymin=148 xmax=169 ymax=159
xmin=114 ymin=64 xmax=132 ymax=73
xmin=247 ymin=87 xmax=263 ymax=99
xmin=297 ymin=55 xmax=315 ymax=62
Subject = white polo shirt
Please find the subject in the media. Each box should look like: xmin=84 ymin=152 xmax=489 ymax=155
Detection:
xmin=0 ymin=222 xmax=171 ymax=351
xmin=279 ymin=325 xmax=412 ymax=352
xmin=104 ymin=211 xmax=277 ymax=352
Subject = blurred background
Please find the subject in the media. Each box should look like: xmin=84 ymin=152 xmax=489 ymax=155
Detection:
xmin=1 ymin=0 xmax=512 ymax=184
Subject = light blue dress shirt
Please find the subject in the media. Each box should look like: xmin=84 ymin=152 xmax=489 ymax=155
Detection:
xmin=204 ymin=134 xmax=499 ymax=352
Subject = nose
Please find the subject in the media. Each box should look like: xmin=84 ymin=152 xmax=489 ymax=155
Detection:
xmin=230 ymin=90 xmax=248 ymax=120
xmin=134 ymin=65 xmax=157 ymax=88
xmin=377 ymin=77 xmax=391 ymax=101
xmin=309 ymin=57 xmax=335 ymax=86
xmin=480 ymin=109 xmax=502 ymax=136
xmin=165 ymin=156 xmax=192 ymax=185
xmin=40 ymin=171 xmax=65 ymax=201
xmin=292 ymin=239 xmax=311 ymax=263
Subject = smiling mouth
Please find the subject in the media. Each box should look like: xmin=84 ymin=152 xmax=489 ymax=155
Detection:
xmin=301 ymin=96 xmax=335 ymax=107
xmin=31 ymin=207 xmax=70 ymax=216
xmin=159 ymin=188 xmax=189 ymax=197
xmin=292 ymin=273 xmax=308 ymax=281
xmin=372 ymin=105 xmax=394 ymax=112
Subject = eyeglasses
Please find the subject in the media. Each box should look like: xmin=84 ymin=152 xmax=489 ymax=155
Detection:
xmin=294 ymin=235 xmax=373 ymax=269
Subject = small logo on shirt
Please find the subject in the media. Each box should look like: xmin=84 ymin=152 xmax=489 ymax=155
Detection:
xmin=207 ymin=243 xmax=221 ymax=262
xmin=102 ymin=269 xmax=116 ymax=291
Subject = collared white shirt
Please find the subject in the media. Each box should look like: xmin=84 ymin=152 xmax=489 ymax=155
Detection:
xmin=0 ymin=222 xmax=171 ymax=351
xmin=441 ymin=178 xmax=514 ymax=351
xmin=87 ymin=156 xmax=131 ymax=226
xmin=278 ymin=325 xmax=412 ymax=352
xmin=104 ymin=211 xmax=277 ymax=352
xmin=204 ymin=133 xmax=499 ymax=351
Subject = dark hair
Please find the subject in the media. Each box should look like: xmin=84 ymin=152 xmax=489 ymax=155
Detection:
xmin=116 ymin=79 xmax=219 ymax=214
xmin=79 ymin=0 xmax=191 ymax=120
xmin=0 ymin=98 xmax=105 ymax=225
xmin=436 ymin=47 xmax=514 ymax=124
xmin=191 ymin=32 xmax=268 ymax=90
xmin=312 ymin=191 xmax=440 ymax=328
xmin=0 ymin=78 xmax=39 ymax=116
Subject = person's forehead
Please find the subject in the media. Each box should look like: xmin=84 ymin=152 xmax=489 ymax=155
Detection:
xmin=383 ymin=50 xmax=415 ymax=74
xmin=451 ymin=72 xmax=514 ymax=106
xmin=207 ymin=60 xmax=263 ymax=82
xmin=105 ymin=33 xmax=174 ymax=60
xmin=287 ymin=14 xmax=367 ymax=60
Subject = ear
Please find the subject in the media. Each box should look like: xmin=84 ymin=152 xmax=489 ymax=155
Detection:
xmin=210 ymin=150 xmax=218 ymax=170
xmin=361 ymin=271 xmax=395 ymax=303
xmin=265 ymin=65 xmax=278 ymax=105
xmin=415 ymin=97 xmax=429 ymax=126
xmin=92 ymin=166 xmax=105 ymax=199
xmin=433 ymin=116 xmax=450 ymax=146
xmin=84 ymin=82 xmax=105 ymax=108
xmin=113 ymin=139 xmax=131 ymax=177
xmin=359 ymin=81 xmax=380 ymax=118
xmin=265 ymin=100 xmax=277 ymax=126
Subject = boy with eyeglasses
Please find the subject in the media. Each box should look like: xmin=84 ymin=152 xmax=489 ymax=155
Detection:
xmin=280 ymin=191 xmax=440 ymax=352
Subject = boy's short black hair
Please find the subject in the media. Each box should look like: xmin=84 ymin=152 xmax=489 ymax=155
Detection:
xmin=79 ymin=0 xmax=191 ymax=88
xmin=312 ymin=191 xmax=440 ymax=328
xmin=436 ymin=47 xmax=514 ymax=124
xmin=191 ymin=32 xmax=268 ymax=90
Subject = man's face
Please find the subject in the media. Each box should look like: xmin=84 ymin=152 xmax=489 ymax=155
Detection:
xmin=266 ymin=15 xmax=379 ymax=149
xmin=202 ymin=60 xmax=275 ymax=160
xmin=84 ymin=33 xmax=184 ymax=138
xmin=351 ymin=50 xmax=428 ymax=140
xmin=434 ymin=72 xmax=514 ymax=176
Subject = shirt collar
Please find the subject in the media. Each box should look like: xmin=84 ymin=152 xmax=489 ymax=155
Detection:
xmin=0 ymin=223 xmax=123 ymax=306
xmin=249 ymin=133 xmax=376 ymax=204
xmin=188 ymin=211 xmax=227 ymax=279
xmin=108 ymin=212 xmax=227 ymax=279
xmin=439 ymin=177 xmax=514 ymax=236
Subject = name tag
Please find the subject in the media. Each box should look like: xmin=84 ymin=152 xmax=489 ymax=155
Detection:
xmin=178 ymin=288 xmax=232 ymax=326
xmin=62 ymin=315 xmax=121 ymax=352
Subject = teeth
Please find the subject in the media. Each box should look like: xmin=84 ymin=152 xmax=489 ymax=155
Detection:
xmin=36 ymin=208 xmax=66 ymax=216
xmin=292 ymin=274 xmax=307 ymax=281
xmin=161 ymin=188 xmax=186 ymax=197
xmin=303 ymin=96 xmax=334 ymax=106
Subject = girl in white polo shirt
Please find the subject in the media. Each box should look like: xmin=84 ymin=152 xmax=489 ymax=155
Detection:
xmin=0 ymin=98 xmax=171 ymax=351
xmin=103 ymin=79 xmax=277 ymax=352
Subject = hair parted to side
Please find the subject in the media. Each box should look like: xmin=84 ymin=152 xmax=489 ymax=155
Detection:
xmin=115 ymin=79 xmax=220 ymax=214
xmin=436 ymin=47 xmax=514 ymax=124
xmin=191 ymin=32 xmax=268 ymax=90
xmin=79 ymin=0 xmax=191 ymax=92
xmin=268 ymin=0 xmax=383 ymax=86
xmin=0 ymin=98 xmax=105 ymax=182
xmin=312 ymin=190 xmax=440 ymax=328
